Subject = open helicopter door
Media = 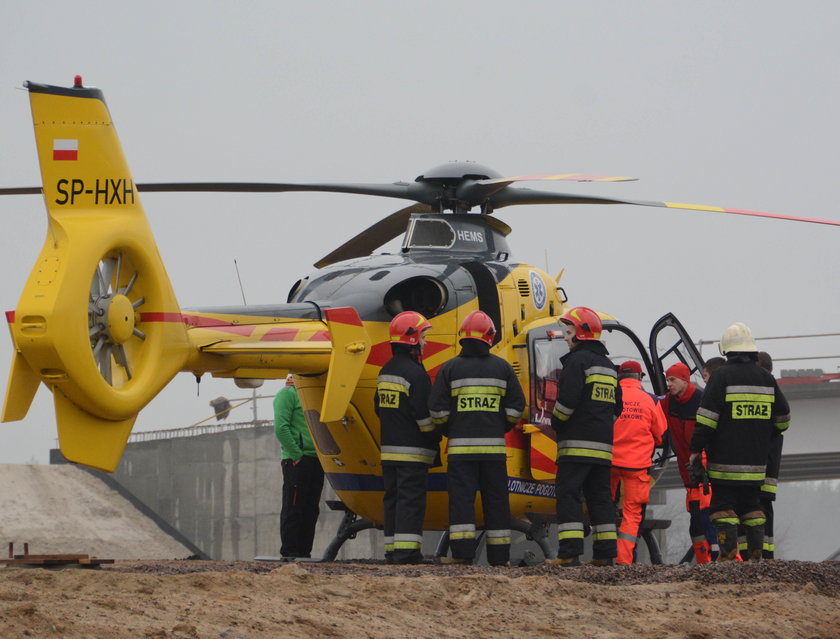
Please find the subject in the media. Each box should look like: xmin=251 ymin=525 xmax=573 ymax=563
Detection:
xmin=599 ymin=319 xmax=671 ymax=481
xmin=647 ymin=312 xmax=706 ymax=385
xmin=645 ymin=313 xmax=705 ymax=482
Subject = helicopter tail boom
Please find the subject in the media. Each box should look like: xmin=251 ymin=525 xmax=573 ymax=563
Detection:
xmin=189 ymin=306 xmax=370 ymax=423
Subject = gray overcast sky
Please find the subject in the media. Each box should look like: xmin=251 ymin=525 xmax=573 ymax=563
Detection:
xmin=1 ymin=1 xmax=838 ymax=463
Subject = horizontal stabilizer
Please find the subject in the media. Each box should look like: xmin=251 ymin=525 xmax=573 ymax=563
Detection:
xmin=54 ymin=390 xmax=136 ymax=473
xmin=1 ymin=351 xmax=41 ymax=422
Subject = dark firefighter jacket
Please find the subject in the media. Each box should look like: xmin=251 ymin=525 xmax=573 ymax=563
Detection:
xmin=429 ymin=339 xmax=525 ymax=460
xmin=762 ymin=433 xmax=784 ymax=501
xmin=375 ymin=348 xmax=439 ymax=466
xmin=551 ymin=340 xmax=623 ymax=466
xmin=690 ymin=355 xmax=791 ymax=486
xmin=660 ymin=383 xmax=703 ymax=487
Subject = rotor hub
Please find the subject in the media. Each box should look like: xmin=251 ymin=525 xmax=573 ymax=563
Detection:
xmin=106 ymin=294 xmax=136 ymax=344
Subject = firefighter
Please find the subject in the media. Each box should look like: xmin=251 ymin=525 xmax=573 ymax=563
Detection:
xmin=703 ymin=357 xmax=725 ymax=383
xmin=375 ymin=311 xmax=439 ymax=564
xmin=610 ymin=361 xmax=667 ymax=565
xmin=660 ymin=362 xmax=717 ymax=563
xmin=551 ymin=306 xmax=622 ymax=566
xmin=429 ymin=310 xmax=525 ymax=566
xmin=738 ymin=350 xmax=785 ymax=559
xmin=690 ymin=323 xmax=791 ymax=561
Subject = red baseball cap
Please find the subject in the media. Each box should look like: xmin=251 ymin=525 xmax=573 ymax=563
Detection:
xmin=666 ymin=362 xmax=691 ymax=383
xmin=618 ymin=361 xmax=644 ymax=376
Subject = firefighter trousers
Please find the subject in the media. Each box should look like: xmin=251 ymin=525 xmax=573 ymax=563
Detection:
xmin=556 ymin=462 xmax=617 ymax=560
xmin=280 ymin=455 xmax=325 ymax=558
xmin=447 ymin=458 xmax=511 ymax=566
xmin=739 ymin=497 xmax=776 ymax=559
xmin=709 ymin=482 xmax=765 ymax=561
xmin=382 ymin=464 xmax=428 ymax=563
xmin=610 ymin=468 xmax=650 ymax=565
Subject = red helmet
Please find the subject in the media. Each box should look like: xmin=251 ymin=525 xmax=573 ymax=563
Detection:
xmin=458 ymin=310 xmax=496 ymax=345
xmin=389 ymin=311 xmax=431 ymax=346
xmin=560 ymin=306 xmax=602 ymax=341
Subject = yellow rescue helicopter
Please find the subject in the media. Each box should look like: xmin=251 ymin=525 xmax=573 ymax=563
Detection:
xmin=3 ymin=79 xmax=839 ymax=561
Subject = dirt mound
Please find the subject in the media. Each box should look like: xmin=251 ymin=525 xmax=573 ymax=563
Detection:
xmin=1 ymin=560 xmax=837 ymax=638
xmin=0 ymin=464 xmax=194 ymax=560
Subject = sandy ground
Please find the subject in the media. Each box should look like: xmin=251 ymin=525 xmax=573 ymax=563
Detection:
xmin=0 ymin=560 xmax=837 ymax=639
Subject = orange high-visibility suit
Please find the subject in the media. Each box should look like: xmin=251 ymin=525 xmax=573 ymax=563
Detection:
xmin=610 ymin=376 xmax=667 ymax=565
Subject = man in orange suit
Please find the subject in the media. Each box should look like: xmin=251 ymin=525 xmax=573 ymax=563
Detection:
xmin=610 ymin=361 xmax=667 ymax=564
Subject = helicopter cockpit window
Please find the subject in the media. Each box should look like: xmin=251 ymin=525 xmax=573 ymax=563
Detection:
xmin=530 ymin=337 xmax=569 ymax=426
xmin=384 ymin=276 xmax=447 ymax=318
xmin=404 ymin=219 xmax=456 ymax=249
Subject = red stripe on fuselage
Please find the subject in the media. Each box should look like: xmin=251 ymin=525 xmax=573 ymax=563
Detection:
xmin=5 ymin=310 xmax=14 ymax=323
xmin=140 ymin=312 xmax=184 ymax=323
xmin=324 ymin=307 xmax=363 ymax=327
xmin=262 ymin=328 xmax=299 ymax=341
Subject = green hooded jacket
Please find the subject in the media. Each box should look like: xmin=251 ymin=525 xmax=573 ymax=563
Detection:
xmin=273 ymin=386 xmax=316 ymax=460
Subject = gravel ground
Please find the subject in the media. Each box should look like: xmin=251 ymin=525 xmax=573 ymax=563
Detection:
xmin=108 ymin=558 xmax=840 ymax=596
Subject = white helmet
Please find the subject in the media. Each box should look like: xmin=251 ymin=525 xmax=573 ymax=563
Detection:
xmin=719 ymin=322 xmax=758 ymax=354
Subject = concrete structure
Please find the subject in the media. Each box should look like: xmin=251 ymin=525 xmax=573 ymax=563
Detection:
xmin=100 ymin=422 xmax=380 ymax=561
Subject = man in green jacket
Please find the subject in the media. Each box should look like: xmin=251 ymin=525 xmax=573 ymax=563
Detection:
xmin=274 ymin=375 xmax=324 ymax=558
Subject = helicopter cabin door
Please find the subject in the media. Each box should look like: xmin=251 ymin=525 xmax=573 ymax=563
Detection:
xmin=648 ymin=312 xmax=706 ymax=386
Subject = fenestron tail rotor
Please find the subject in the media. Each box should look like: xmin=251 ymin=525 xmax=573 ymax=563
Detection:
xmin=88 ymin=252 xmax=148 ymax=386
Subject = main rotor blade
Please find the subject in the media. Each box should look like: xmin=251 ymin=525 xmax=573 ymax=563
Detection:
xmin=314 ymin=204 xmax=433 ymax=268
xmin=489 ymin=188 xmax=840 ymax=227
xmin=481 ymin=173 xmax=638 ymax=185
xmin=0 ymin=186 xmax=41 ymax=195
xmin=135 ymin=181 xmax=435 ymax=202
xmin=0 ymin=182 xmax=440 ymax=203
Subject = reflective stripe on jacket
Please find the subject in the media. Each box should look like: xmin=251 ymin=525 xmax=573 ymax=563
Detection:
xmin=429 ymin=340 xmax=525 ymax=460
xmin=551 ymin=340 xmax=622 ymax=466
xmin=690 ymin=357 xmax=791 ymax=485
xmin=375 ymin=349 xmax=439 ymax=467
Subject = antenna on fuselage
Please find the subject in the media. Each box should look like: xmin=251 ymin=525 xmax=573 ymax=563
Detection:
xmin=234 ymin=259 xmax=247 ymax=305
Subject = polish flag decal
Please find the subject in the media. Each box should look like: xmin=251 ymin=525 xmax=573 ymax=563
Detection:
xmin=53 ymin=139 xmax=78 ymax=161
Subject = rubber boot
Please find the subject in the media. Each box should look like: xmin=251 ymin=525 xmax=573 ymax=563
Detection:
xmin=589 ymin=558 xmax=614 ymax=567
xmin=692 ymin=540 xmax=712 ymax=564
xmin=547 ymin=557 xmax=581 ymax=567
xmin=715 ymin=524 xmax=739 ymax=561
xmin=744 ymin=524 xmax=765 ymax=561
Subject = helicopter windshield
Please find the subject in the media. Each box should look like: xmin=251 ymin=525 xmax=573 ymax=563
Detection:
xmin=403 ymin=215 xmax=511 ymax=256
xmin=405 ymin=218 xmax=456 ymax=249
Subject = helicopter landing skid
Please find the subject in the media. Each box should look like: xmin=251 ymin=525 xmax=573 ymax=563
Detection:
xmin=319 ymin=500 xmax=376 ymax=562
xmin=434 ymin=516 xmax=555 ymax=562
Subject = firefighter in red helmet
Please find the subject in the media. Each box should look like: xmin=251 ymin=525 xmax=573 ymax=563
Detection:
xmin=375 ymin=311 xmax=439 ymax=564
xmin=429 ymin=310 xmax=525 ymax=566
xmin=551 ymin=306 xmax=623 ymax=566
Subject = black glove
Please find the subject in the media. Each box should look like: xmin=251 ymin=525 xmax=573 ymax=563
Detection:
xmin=686 ymin=457 xmax=710 ymax=495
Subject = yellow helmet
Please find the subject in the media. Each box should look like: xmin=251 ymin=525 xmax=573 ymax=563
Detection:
xmin=719 ymin=322 xmax=758 ymax=354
